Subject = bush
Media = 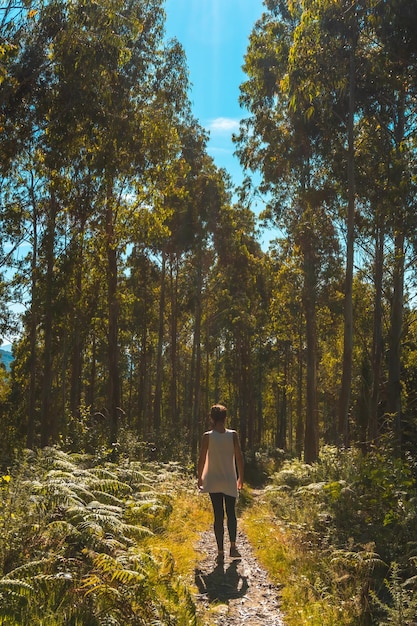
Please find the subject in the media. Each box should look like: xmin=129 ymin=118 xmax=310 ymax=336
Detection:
xmin=0 ymin=447 xmax=199 ymax=625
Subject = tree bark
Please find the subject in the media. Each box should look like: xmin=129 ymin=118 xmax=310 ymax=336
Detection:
xmin=69 ymin=229 xmax=85 ymax=420
xmin=303 ymin=247 xmax=318 ymax=464
xmin=387 ymin=230 xmax=404 ymax=447
xmin=387 ymin=88 xmax=406 ymax=450
xmin=105 ymin=185 xmax=121 ymax=443
xmin=169 ymin=254 xmax=179 ymax=428
xmin=27 ymin=173 xmax=38 ymax=449
xmin=369 ymin=219 xmax=384 ymax=443
xmin=40 ymin=192 xmax=57 ymax=446
xmin=338 ymin=46 xmax=356 ymax=447
xmin=153 ymin=252 xmax=166 ymax=433
xmin=191 ymin=253 xmax=203 ymax=458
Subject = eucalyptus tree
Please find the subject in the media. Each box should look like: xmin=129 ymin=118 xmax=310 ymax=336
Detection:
xmin=58 ymin=0 xmax=188 ymax=444
xmin=183 ymin=151 xmax=232 ymax=456
xmin=7 ymin=0 xmax=191 ymax=447
xmin=0 ymin=0 xmax=52 ymax=418
xmin=235 ymin=0 xmax=342 ymax=462
xmin=280 ymin=0 xmax=378 ymax=449
xmin=281 ymin=0 xmax=417 ymax=451
xmin=147 ymin=119 xmax=230 ymax=455
xmin=208 ymin=199 xmax=267 ymax=452
xmin=369 ymin=0 xmax=417 ymax=447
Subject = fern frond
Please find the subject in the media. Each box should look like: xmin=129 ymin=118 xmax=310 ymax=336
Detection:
xmin=90 ymin=490 xmax=125 ymax=507
xmin=86 ymin=500 xmax=123 ymax=515
xmin=0 ymin=578 xmax=33 ymax=594
xmin=45 ymin=520 xmax=80 ymax=540
xmin=89 ymin=478 xmax=132 ymax=496
xmin=2 ymin=558 xmax=52 ymax=580
xmin=88 ymin=467 xmax=121 ymax=480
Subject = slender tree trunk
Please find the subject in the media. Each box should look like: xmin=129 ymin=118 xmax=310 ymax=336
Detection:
xmin=277 ymin=343 xmax=289 ymax=450
xmin=369 ymin=219 xmax=384 ymax=443
xmin=105 ymin=185 xmax=120 ymax=443
xmin=256 ymin=349 xmax=264 ymax=448
xmin=86 ymin=331 xmax=96 ymax=409
xmin=387 ymin=231 xmax=404 ymax=446
xmin=153 ymin=252 xmax=166 ymax=433
xmin=40 ymin=192 xmax=57 ymax=446
xmin=70 ymin=229 xmax=85 ymax=420
xmin=191 ymin=254 xmax=203 ymax=458
xmin=238 ymin=338 xmax=249 ymax=452
xmin=296 ymin=330 xmax=304 ymax=458
xmin=27 ymin=174 xmax=38 ymax=449
xmin=387 ymin=89 xmax=406 ymax=450
xmin=338 ymin=46 xmax=356 ymax=447
xmin=303 ymin=248 xmax=318 ymax=464
xmin=169 ymin=255 xmax=178 ymax=428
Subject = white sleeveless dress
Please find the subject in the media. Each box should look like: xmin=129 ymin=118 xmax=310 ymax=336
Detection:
xmin=201 ymin=429 xmax=238 ymax=498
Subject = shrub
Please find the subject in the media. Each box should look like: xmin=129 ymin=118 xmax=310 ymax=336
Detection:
xmin=0 ymin=447 xmax=199 ymax=625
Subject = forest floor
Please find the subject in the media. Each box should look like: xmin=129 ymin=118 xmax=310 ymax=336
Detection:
xmin=194 ymin=526 xmax=285 ymax=626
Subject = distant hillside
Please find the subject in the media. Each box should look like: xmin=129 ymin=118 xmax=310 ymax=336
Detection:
xmin=0 ymin=345 xmax=13 ymax=371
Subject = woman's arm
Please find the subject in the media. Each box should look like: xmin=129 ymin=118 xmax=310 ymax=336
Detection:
xmin=197 ymin=432 xmax=209 ymax=490
xmin=233 ymin=431 xmax=244 ymax=490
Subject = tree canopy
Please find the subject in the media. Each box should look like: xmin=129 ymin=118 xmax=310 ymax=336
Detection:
xmin=0 ymin=0 xmax=417 ymax=469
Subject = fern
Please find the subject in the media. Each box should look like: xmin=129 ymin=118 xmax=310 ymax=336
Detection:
xmin=0 ymin=447 xmax=200 ymax=625
xmin=371 ymin=561 xmax=417 ymax=625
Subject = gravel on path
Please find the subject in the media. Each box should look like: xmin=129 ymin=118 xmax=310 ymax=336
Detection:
xmin=194 ymin=529 xmax=286 ymax=626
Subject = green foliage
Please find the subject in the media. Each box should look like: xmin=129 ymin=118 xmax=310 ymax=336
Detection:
xmin=0 ymin=448 xmax=199 ymax=625
xmin=244 ymin=446 xmax=417 ymax=625
xmin=371 ymin=561 xmax=417 ymax=625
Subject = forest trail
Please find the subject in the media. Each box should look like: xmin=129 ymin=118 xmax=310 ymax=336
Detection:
xmin=194 ymin=527 xmax=285 ymax=625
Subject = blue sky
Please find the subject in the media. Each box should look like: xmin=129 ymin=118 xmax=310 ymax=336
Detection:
xmin=164 ymin=0 xmax=265 ymax=190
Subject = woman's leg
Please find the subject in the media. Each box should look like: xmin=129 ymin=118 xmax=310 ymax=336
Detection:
xmin=224 ymin=495 xmax=237 ymax=544
xmin=209 ymin=493 xmax=225 ymax=552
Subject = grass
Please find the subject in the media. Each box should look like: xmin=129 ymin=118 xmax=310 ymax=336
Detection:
xmin=3 ymin=445 xmax=414 ymax=624
xmin=240 ymin=444 xmax=417 ymax=626
xmin=144 ymin=478 xmax=212 ymax=579
xmin=242 ymin=496 xmax=364 ymax=625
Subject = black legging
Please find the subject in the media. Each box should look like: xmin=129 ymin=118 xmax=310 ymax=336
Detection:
xmin=209 ymin=492 xmax=237 ymax=551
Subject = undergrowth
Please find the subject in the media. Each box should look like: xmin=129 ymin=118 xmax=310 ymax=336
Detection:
xmin=0 ymin=447 xmax=209 ymax=625
xmin=3 ymin=443 xmax=417 ymax=625
xmin=243 ymin=445 xmax=417 ymax=626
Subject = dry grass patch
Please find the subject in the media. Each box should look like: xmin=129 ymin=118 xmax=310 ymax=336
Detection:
xmin=144 ymin=481 xmax=212 ymax=579
xmin=242 ymin=497 xmax=363 ymax=626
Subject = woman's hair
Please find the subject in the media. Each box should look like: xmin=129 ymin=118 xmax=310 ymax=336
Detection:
xmin=210 ymin=404 xmax=227 ymax=423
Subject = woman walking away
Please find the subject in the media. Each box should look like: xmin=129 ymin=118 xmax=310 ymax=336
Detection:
xmin=197 ymin=404 xmax=244 ymax=562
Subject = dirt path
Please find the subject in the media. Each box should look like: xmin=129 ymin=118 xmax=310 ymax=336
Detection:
xmin=194 ymin=528 xmax=285 ymax=625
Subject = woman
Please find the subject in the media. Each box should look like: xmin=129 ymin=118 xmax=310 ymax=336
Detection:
xmin=197 ymin=404 xmax=244 ymax=561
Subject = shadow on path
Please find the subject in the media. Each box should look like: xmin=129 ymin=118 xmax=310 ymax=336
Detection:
xmin=195 ymin=559 xmax=249 ymax=603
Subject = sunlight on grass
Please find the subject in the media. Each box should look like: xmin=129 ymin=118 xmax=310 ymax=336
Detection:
xmin=145 ymin=481 xmax=212 ymax=578
xmin=242 ymin=498 xmax=360 ymax=626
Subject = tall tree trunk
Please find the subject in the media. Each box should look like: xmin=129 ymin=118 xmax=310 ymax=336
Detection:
xmin=387 ymin=89 xmax=406 ymax=450
xmin=70 ymin=229 xmax=85 ymax=420
xmin=387 ymin=231 xmax=404 ymax=447
xmin=27 ymin=174 xmax=38 ymax=449
xmin=169 ymin=255 xmax=178 ymax=428
xmin=105 ymin=186 xmax=120 ymax=443
xmin=153 ymin=252 xmax=166 ymax=433
xmin=369 ymin=219 xmax=384 ymax=443
xmin=191 ymin=254 xmax=202 ymax=458
xmin=276 ymin=343 xmax=289 ymax=450
xmin=296 ymin=330 xmax=304 ymax=458
xmin=40 ymin=192 xmax=57 ymax=447
xmin=303 ymin=248 xmax=318 ymax=464
xmin=238 ymin=338 xmax=249 ymax=452
xmin=86 ymin=331 xmax=96 ymax=409
xmin=338 ymin=46 xmax=356 ymax=447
